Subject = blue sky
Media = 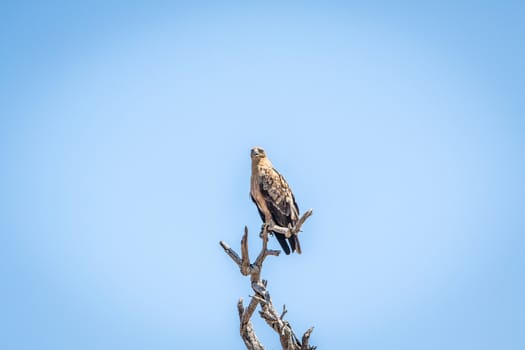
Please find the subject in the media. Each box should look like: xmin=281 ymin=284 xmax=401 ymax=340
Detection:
xmin=1 ymin=1 xmax=524 ymax=349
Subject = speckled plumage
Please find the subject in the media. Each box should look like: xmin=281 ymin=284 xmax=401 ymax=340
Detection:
xmin=250 ymin=147 xmax=301 ymax=255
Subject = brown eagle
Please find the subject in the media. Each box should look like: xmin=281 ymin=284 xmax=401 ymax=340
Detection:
xmin=250 ymin=147 xmax=301 ymax=254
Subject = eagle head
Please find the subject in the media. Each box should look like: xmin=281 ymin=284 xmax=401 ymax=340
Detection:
xmin=251 ymin=147 xmax=267 ymax=160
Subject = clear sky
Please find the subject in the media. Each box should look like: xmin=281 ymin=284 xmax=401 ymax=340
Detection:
xmin=1 ymin=1 xmax=524 ymax=349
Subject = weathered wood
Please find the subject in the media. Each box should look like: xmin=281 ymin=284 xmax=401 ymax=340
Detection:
xmin=219 ymin=241 xmax=242 ymax=268
xmin=238 ymin=297 xmax=265 ymax=350
xmin=301 ymin=327 xmax=316 ymax=350
xmin=267 ymin=209 xmax=313 ymax=238
xmin=220 ymin=224 xmax=316 ymax=350
xmin=241 ymin=226 xmax=251 ymax=276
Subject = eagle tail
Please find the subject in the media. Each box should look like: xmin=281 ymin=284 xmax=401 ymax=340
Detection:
xmin=289 ymin=235 xmax=302 ymax=254
xmin=274 ymin=233 xmax=291 ymax=255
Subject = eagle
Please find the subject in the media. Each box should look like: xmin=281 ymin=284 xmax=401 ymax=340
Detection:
xmin=250 ymin=146 xmax=301 ymax=255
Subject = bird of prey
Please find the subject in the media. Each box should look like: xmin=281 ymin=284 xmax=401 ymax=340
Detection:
xmin=250 ymin=146 xmax=301 ymax=255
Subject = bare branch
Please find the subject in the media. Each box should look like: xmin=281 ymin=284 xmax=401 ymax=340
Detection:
xmin=301 ymin=327 xmax=315 ymax=350
xmin=221 ymin=226 xmax=316 ymax=350
xmin=292 ymin=209 xmax=314 ymax=236
xmin=242 ymin=297 xmax=260 ymax=327
xmin=253 ymin=225 xmax=280 ymax=274
xmin=238 ymin=298 xmax=265 ymax=350
xmin=241 ymin=227 xmax=251 ymax=275
xmin=220 ymin=241 xmax=242 ymax=268
xmin=267 ymin=209 xmax=313 ymax=238
xmin=280 ymin=304 xmax=288 ymax=320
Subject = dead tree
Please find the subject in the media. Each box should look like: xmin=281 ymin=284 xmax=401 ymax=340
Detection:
xmin=220 ymin=210 xmax=315 ymax=350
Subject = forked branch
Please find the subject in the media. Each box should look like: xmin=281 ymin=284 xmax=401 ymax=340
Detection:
xmin=267 ymin=209 xmax=313 ymax=238
xmin=220 ymin=225 xmax=316 ymax=350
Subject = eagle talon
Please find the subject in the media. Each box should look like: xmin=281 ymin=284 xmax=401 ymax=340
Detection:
xmin=260 ymin=223 xmax=271 ymax=237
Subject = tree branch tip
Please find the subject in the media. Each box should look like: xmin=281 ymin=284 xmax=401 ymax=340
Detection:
xmin=237 ymin=299 xmax=245 ymax=320
xmin=267 ymin=249 xmax=281 ymax=256
xmin=300 ymin=327 xmax=315 ymax=350
xmin=280 ymin=305 xmax=288 ymax=320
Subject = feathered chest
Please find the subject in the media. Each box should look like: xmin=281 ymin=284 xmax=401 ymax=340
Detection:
xmin=251 ymin=165 xmax=295 ymax=217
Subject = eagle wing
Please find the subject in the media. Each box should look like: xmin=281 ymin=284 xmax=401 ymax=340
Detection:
xmin=250 ymin=159 xmax=302 ymax=255
xmin=260 ymin=167 xmax=299 ymax=228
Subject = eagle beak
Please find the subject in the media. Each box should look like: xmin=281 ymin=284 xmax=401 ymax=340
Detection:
xmin=251 ymin=147 xmax=265 ymax=158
